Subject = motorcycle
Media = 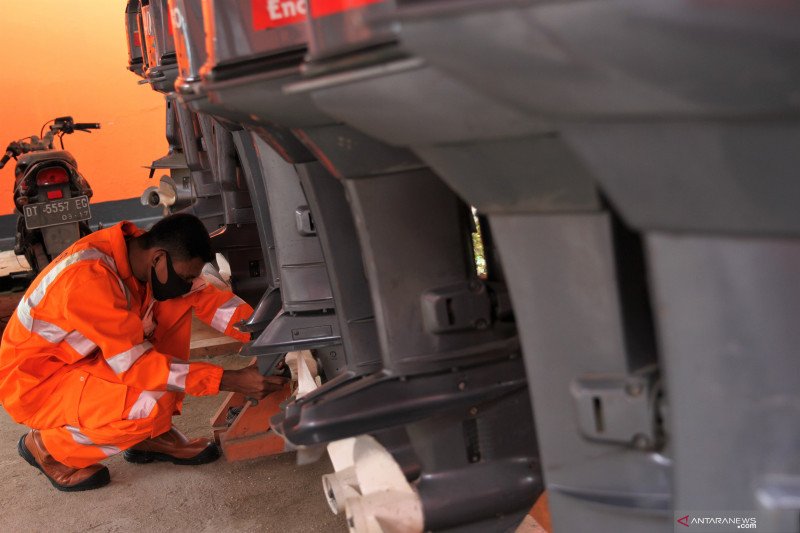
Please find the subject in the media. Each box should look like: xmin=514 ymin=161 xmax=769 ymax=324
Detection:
xmin=0 ymin=117 xmax=99 ymax=272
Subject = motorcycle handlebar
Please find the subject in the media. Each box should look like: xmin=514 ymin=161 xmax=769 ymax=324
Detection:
xmin=0 ymin=142 xmax=19 ymax=169
xmin=0 ymin=119 xmax=100 ymax=166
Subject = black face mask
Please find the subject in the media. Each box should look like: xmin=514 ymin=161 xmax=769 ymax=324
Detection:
xmin=151 ymin=252 xmax=192 ymax=301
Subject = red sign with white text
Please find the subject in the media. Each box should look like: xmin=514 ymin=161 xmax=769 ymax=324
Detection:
xmin=311 ymin=0 xmax=384 ymax=18
xmin=252 ymin=0 xmax=309 ymax=30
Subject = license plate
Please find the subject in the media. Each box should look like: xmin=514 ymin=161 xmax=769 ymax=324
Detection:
xmin=24 ymin=196 xmax=91 ymax=230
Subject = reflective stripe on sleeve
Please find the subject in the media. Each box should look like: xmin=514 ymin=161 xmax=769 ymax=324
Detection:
xmin=166 ymin=363 xmax=189 ymax=392
xmin=210 ymin=296 xmax=245 ymax=333
xmin=65 ymin=330 xmax=98 ymax=357
xmin=23 ymin=315 xmax=97 ymax=357
xmin=127 ymin=391 xmax=165 ymax=420
xmin=30 ymin=318 xmax=69 ymax=344
xmin=105 ymin=342 xmax=153 ymax=374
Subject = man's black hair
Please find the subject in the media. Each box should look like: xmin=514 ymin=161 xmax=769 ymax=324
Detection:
xmin=141 ymin=213 xmax=213 ymax=263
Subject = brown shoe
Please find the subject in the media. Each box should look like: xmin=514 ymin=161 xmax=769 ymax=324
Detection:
xmin=123 ymin=426 xmax=220 ymax=465
xmin=17 ymin=430 xmax=110 ymax=492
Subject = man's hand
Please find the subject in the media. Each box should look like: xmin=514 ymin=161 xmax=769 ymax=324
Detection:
xmin=219 ymin=366 xmax=287 ymax=399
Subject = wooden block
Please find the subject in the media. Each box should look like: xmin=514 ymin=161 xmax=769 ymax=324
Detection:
xmin=189 ymin=316 xmax=242 ymax=359
xmin=190 ymin=336 xmax=243 ymax=359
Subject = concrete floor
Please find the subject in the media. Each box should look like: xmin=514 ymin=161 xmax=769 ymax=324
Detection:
xmin=0 ymin=276 xmax=346 ymax=533
xmin=0 ymin=352 xmax=346 ymax=532
xmin=0 ymin=255 xmax=546 ymax=533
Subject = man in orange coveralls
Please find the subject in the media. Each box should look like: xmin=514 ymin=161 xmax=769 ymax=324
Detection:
xmin=0 ymin=213 xmax=284 ymax=491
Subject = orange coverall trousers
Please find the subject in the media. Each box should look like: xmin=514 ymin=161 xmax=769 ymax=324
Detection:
xmin=20 ymin=302 xmax=197 ymax=468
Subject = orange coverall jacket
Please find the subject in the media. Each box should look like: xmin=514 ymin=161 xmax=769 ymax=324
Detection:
xmin=0 ymin=221 xmax=253 ymax=467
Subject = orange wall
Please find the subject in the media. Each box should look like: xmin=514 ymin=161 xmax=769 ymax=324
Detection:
xmin=0 ymin=0 xmax=167 ymax=216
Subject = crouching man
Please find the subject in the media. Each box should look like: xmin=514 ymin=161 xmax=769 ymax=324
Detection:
xmin=0 ymin=213 xmax=284 ymax=491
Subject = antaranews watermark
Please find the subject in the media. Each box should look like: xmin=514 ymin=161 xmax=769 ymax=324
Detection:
xmin=675 ymin=511 xmax=760 ymax=532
